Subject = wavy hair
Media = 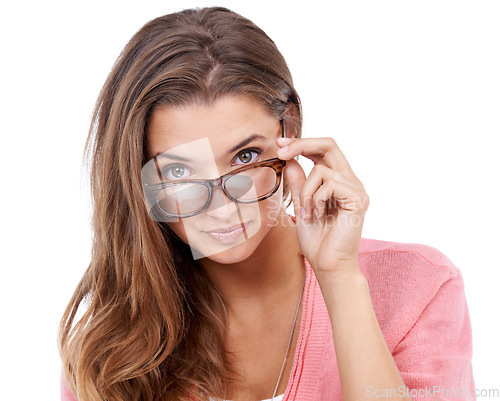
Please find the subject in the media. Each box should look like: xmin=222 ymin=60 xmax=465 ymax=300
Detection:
xmin=58 ymin=6 xmax=302 ymax=400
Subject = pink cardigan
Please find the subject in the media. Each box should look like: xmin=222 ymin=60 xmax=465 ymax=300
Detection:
xmin=61 ymin=235 xmax=475 ymax=400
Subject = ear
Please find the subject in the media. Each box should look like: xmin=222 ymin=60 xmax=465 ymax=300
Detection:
xmin=283 ymin=102 xmax=300 ymax=139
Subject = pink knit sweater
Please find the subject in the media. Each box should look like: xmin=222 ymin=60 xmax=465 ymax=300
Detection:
xmin=61 ymin=234 xmax=475 ymax=400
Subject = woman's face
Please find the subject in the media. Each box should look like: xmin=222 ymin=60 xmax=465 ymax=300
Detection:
xmin=144 ymin=95 xmax=285 ymax=264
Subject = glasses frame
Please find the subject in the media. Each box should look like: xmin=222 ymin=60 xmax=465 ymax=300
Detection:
xmin=143 ymin=120 xmax=288 ymax=219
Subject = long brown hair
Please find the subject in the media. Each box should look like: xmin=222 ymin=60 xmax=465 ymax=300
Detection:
xmin=58 ymin=7 xmax=302 ymax=400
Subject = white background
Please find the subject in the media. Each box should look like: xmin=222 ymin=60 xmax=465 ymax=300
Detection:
xmin=1 ymin=1 xmax=499 ymax=399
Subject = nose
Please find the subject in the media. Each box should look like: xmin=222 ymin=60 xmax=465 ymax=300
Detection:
xmin=205 ymin=185 xmax=238 ymax=220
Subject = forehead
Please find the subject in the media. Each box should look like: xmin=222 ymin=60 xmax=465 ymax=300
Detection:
xmin=145 ymin=95 xmax=278 ymax=158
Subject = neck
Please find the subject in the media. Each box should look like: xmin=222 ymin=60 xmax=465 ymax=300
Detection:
xmin=197 ymin=208 xmax=304 ymax=311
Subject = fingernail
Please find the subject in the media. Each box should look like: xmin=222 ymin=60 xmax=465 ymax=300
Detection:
xmin=300 ymin=206 xmax=307 ymax=219
xmin=314 ymin=208 xmax=319 ymax=218
xmin=277 ymin=146 xmax=288 ymax=155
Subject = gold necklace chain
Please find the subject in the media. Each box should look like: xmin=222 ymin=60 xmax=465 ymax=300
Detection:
xmin=270 ymin=273 xmax=306 ymax=400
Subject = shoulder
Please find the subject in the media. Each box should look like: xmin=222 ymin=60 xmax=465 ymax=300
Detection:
xmin=358 ymin=237 xmax=461 ymax=284
xmin=357 ymin=237 xmax=466 ymax=349
xmin=61 ymin=369 xmax=78 ymax=401
xmin=359 ymin=237 xmax=460 ymax=271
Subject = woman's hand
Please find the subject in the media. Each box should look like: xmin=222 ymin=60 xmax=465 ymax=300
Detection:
xmin=276 ymin=136 xmax=370 ymax=278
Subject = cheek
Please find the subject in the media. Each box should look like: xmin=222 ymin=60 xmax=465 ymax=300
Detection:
xmin=258 ymin=185 xmax=284 ymax=224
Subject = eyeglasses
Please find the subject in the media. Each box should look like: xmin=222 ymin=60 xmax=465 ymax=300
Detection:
xmin=143 ymin=157 xmax=286 ymax=219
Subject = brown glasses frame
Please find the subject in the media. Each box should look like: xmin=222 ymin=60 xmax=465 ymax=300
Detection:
xmin=144 ymin=157 xmax=286 ymax=218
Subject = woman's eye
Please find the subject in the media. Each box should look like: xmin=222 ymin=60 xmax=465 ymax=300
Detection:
xmin=162 ymin=164 xmax=193 ymax=181
xmin=234 ymin=148 xmax=262 ymax=165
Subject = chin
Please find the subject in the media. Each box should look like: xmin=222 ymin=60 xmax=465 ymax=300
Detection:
xmin=202 ymin=243 xmax=256 ymax=264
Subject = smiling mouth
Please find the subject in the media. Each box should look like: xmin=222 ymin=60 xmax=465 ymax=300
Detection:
xmin=203 ymin=221 xmax=250 ymax=243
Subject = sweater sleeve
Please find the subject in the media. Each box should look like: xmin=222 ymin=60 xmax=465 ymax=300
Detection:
xmin=61 ymin=370 xmax=78 ymax=401
xmin=390 ymin=267 xmax=475 ymax=401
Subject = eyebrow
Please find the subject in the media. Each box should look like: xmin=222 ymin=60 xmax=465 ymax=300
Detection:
xmin=227 ymin=133 xmax=267 ymax=154
xmin=154 ymin=152 xmax=192 ymax=162
xmin=153 ymin=133 xmax=267 ymax=162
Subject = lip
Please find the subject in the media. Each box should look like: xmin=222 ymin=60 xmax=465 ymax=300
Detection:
xmin=204 ymin=221 xmax=250 ymax=234
xmin=204 ymin=221 xmax=251 ymax=243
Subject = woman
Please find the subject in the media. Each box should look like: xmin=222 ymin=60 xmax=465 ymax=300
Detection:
xmin=59 ymin=6 xmax=475 ymax=401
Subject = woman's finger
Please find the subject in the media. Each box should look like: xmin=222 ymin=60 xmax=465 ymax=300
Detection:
xmin=312 ymin=180 xmax=365 ymax=219
xmin=296 ymin=164 xmax=359 ymax=219
xmin=312 ymin=180 xmax=337 ymax=219
xmin=276 ymin=137 xmax=359 ymax=182
xmin=283 ymin=157 xmax=307 ymax=216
